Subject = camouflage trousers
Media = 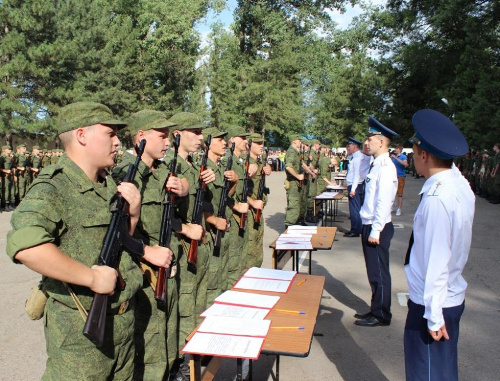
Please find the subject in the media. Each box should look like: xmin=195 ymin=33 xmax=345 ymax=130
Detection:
xmin=223 ymin=213 xmax=249 ymax=289
xmin=175 ymin=237 xmax=210 ymax=356
xmin=246 ymin=209 xmax=264 ymax=269
xmin=43 ymin=297 xmax=135 ymax=381
xmin=285 ymin=181 xmax=301 ymax=226
xmin=133 ymin=275 xmax=178 ymax=380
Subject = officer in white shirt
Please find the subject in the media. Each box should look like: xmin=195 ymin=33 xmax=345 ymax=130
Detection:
xmin=354 ymin=116 xmax=398 ymax=327
xmin=404 ymin=109 xmax=474 ymax=381
xmin=344 ymin=137 xmax=367 ymax=237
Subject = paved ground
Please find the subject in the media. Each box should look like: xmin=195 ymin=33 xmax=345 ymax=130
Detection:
xmin=0 ymin=170 xmax=498 ymax=380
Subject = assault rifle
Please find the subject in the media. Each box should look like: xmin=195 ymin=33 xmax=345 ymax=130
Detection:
xmin=155 ymin=134 xmax=180 ymax=303
xmin=213 ymin=142 xmax=235 ymax=254
xmin=254 ymin=148 xmax=269 ymax=225
xmin=298 ymin=144 xmax=304 ymax=188
xmin=83 ymin=140 xmax=147 ymax=347
xmin=239 ymin=140 xmax=252 ymax=231
xmin=187 ymin=135 xmax=211 ymax=268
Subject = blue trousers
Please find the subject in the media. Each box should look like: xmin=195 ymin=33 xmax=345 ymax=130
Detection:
xmin=347 ymin=184 xmax=363 ymax=234
xmin=361 ymin=222 xmax=394 ymax=322
xmin=404 ymin=299 xmax=464 ymax=381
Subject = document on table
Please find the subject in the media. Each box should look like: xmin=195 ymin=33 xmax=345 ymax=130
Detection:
xmin=181 ymin=332 xmax=264 ymax=359
xmin=200 ymin=303 xmax=270 ymax=320
xmin=275 ymin=240 xmax=313 ymax=250
xmin=276 ymin=234 xmax=312 ymax=242
xmin=287 ymin=225 xmax=318 ymax=234
xmin=215 ymin=290 xmax=280 ymax=309
xmin=233 ymin=276 xmax=292 ymax=293
xmin=316 ymin=192 xmax=337 ymax=199
xmin=244 ymin=267 xmax=297 ymax=281
xmin=198 ymin=316 xmax=271 ymax=337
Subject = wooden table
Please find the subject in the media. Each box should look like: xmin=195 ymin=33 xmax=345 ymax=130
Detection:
xmin=269 ymin=227 xmax=337 ymax=274
xmin=189 ymin=273 xmax=326 ymax=381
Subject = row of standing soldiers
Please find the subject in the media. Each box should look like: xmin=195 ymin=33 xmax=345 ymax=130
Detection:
xmin=455 ymin=145 xmax=500 ymax=204
xmin=0 ymin=144 xmax=63 ymax=210
xmin=284 ymin=135 xmax=334 ymax=228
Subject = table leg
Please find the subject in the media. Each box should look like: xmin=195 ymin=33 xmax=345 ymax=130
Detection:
xmin=237 ymin=358 xmax=242 ymax=381
xmin=276 ymin=354 xmax=280 ymax=381
xmin=190 ymin=354 xmax=201 ymax=381
xmin=309 ymin=250 xmax=312 ymax=275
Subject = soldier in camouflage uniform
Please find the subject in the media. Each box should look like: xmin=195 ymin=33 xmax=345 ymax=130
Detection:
xmin=488 ymin=143 xmax=500 ymax=204
xmin=221 ymin=126 xmax=252 ymax=289
xmin=166 ymin=112 xmax=216 ymax=376
xmin=317 ymin=144 xmax=331 ymax=194
xmin=42 ymin=149 xmax=51 ymax=168
xmin=245 ymin=133 xmax=270 ymax=268
xmin=5 ymin=101 xmax=173 ymax=380
xmin=203 ymin=127 xmax=240 ymax=306
xmin=30 ymin=145 xmax=42 ymax=179
xmin=1 ymin=145 xmax=16 ymax=210
xmin=113 ymin=109 xmax=193 ymax=380
xmin=15 ymin=143 xmax=28 ymax=201
xmin=284 ymin=135 xmax=304 ymax=228
xmin=306 ymin=140 xmax=321 ymax=222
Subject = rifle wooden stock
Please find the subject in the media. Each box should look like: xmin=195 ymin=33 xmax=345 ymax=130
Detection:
xmin=154 ymin=134 xmax=181 ymax=303
xmin=83 ymin=140 xmax=146 ymax=347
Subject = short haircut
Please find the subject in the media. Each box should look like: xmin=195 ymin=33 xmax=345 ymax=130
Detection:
xmin=413 ymin=145 xmax=453 ymax=168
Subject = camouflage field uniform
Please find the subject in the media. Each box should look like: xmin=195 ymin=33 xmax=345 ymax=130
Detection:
xmin=174 ymin=153 xmax=210 ymax=353
xmin=6 ymin=155 xmax=143 ymax=380
xmin=113 ymin=151 xmax=179 ymax=379
xmin=221 ymin=152 xmax=249 ymax=288
xmin=246 ymin=155 xmax=267 ymax=269
xmin=284 ymin=145 xmax=302 ymax=226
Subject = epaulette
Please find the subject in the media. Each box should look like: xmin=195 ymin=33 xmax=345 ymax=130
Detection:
xmin=36 ymin=164 xmax=62 ymax=179
xmin=427 ymin=181 xmax=444 ymax=196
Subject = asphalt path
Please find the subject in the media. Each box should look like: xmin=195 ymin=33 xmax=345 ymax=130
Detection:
xmin=1 ymin=170 xmax=498 ymax=380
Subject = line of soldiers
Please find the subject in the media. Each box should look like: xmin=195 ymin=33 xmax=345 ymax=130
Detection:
xmin=456 ymin=144 xmax=500 ymax=204
xmin=284 ymin=135 xmax=334 ymax=228
xmin=6 ymin=102 xmax=271 ymax=381
xmin=0 ymin=144 xmax=64 ymax=211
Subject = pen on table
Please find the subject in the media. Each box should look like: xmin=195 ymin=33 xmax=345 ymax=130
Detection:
xmin=296 ymin=279 xmax=306 ymax=286
xmin=271 ymin=326 xmax=305 ymax=330
xmin=275 ymin=309 xmax=305 ymax=315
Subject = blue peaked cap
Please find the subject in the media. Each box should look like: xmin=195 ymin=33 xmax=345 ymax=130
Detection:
xmin=367 ymin=116 xmax=399 ymax=139
xmin=409 ymin=109 xmax=468 ymax=159
xmin=347 ymin=136 xmax=362 ymax=146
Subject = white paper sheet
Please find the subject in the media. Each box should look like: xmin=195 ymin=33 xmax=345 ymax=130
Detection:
xmin=275 ymin=241 xmax=313 ymax=250
xmin=233 ymin=277 xmax=291 ymax=293
xmin=181 ymin=332 xmax=264 ymax=359
xmin=198 ymin=316 xmax=271 ymax=337
xmin=244 ymin=267 xmax=297 ymax=281
xmin=200 ymin=303 xmax=270 ymax=320
xmin=287 ymin=225 xmax=318 ymax=233
xmin=215 ymin=290 xmax=280 ymax=309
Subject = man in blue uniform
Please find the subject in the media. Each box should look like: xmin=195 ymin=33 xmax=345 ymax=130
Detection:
xmin=404 ymin=109 xmax=474 ymax=381
xmin=344 ymin=137 xmax=367 ymax=237
xmin=355 ymin=116 xmax=398 ymax=327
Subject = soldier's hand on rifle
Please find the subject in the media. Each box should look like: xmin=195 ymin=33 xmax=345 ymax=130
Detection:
xmin=143 ymin=245 xmax=173 ymax=269
xmin=248 ymin=163 xmax=258 ymax=177
xmin=233 ymin=202 xmax=249 ymax=214
xmin=181 ymin=223 xmax=204 ymax=241
xmin=201 ymin=168 xmax=216 ymax=184
xmin=224 ymin=170 xmax=239 ymax=182
xmin=89 ymin=265 xmax=118 ymax=295
xmin=213 ymin=217 xmax=228 ymax=231
xmin=166 ymin=176 xmax=189 ymax=197
xmin=249 ymin=198 xmax=264 ymax=210
xmin=117 ymin=182 xmax=142 ymax=231
xmin=297 ymin=173 xmax=305 ymax=181
xmin=263 ymin=165 xmax=272 ymax=176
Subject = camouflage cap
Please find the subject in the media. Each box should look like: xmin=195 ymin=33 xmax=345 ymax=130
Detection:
xmin=2 ymin=145 xmax=12 ymax=150
xmin=204 ymin=127 xmax=227 ymax=139
xmin=310 ymin=139 xmax=321 ymax=146
xmin=288 ymin=134 xmax=302 ymax=143
xmin=56 ymin=101 xmax=127 ymax=134
xmin=16 ymin=143 xmax=26 ymax=149
xmin=126 ymin=109 xmax=177 ymax=136
xmin=300 ymin=138 xmax=311 ymax=146
xmin=226 ymin=126 xmax=249 ymax=139
xmin=248 ymin=132 xmax=264 ymax=143
xmin=32 ymin=145 xmax=40 ymax=150
xmin=169 ymin=112 xmax=205 ymax=130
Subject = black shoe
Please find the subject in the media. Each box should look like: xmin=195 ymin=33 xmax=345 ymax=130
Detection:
xmin=344 ymin=232 xmax=360 ymax=237
xmin=354 ymin=315 xmax=390 ymax=327
xmin=305 ymin=216 xmax=316 ymax=223
xmin=354 ymin=311 xmax=372 ymax=319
